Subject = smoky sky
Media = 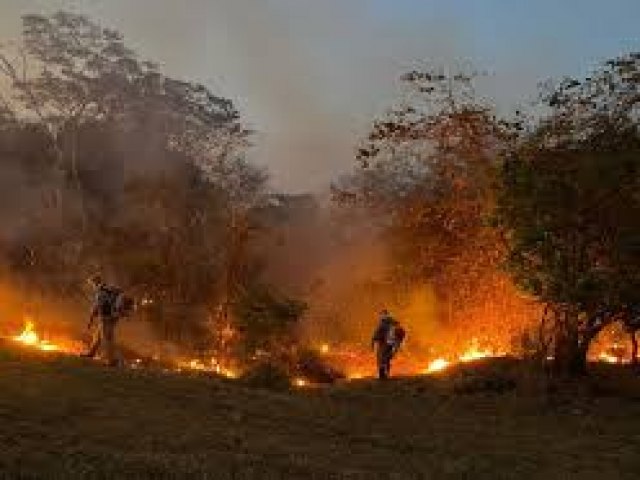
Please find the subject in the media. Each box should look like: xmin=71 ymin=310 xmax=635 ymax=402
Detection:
xmin=1 ymin=0 xmax=638 ymax=192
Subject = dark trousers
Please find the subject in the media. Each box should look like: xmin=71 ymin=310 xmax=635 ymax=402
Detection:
xmin=376 ymin=344 xmax=394 ymax=379
xmin=87 ymin=316 xmax=118 ymax=365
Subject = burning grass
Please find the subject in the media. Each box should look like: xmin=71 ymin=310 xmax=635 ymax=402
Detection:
xmin=5 ymin=315 xmax=636 ymax=389
xmin=5 ymin=316 xmax=510 ymax=387
xmin=10 ymin=317 xmax=83 ymax=354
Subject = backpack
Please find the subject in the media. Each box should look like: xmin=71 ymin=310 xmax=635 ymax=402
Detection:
xmin=385 ymin=323 xmax=397 ymax=346
xmin=373 ymin=319 xmax=392 ymax=344
xmin=115 ymin=293 xmax=135 ymax=318
xmin=97 ymin=286 xmax=134 ymax=319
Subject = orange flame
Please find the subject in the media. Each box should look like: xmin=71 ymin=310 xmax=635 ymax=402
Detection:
xmin=426 ymin=358 xmax=450 ymax=373
xmin=176 ymin=358 xmax=239 ymax=378
xmin=424 ymin=338 xmax=501 ymax=375
xmin=12 ymin=318 xmax=61 ymax=352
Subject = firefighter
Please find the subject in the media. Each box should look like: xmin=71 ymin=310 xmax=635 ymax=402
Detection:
xmin=84 ymin=275 xmax=128 ymax=366
xmin=371 ymin=309 xmax=405 ymax=380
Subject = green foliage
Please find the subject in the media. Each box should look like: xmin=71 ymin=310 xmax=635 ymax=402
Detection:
xmin=495 ymin=52 xmax=640 ymax=374
xmin=232 ymin=283 xmax=307 ymax=361
xmin=498 ymin=148 xmax=640 ymax=308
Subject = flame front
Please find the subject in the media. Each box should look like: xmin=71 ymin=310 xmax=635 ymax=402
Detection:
xmin=176 ymin=357 xmax=239 ymax=378
xmin=458 ymin=338 xmax=496 ymax=363
xmin=13 ymin=319 xmax=61 ymax=352
xmin=423 ymin=339 xmax=500 ymax=374
xmin=317 ymin=337 xmax=501 ymax=379
xmin=9 ymin=316 xmax=633 ymax=384
xmin=426 ymin=358 xmax=450 ymax=373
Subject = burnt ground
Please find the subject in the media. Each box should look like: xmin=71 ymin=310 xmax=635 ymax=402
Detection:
xmin=1 ymin=341 xmax=640 ymax=479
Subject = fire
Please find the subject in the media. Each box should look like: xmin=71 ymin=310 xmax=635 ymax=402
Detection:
xmin=426 ymin=358 xmax=450 ymax=373
xmin=12 ymin=318 xmax=62 ymax=352
xmin=211 ymin=364 xmax=239 ymax=379
xmin=319 ymin=337 xmax=502 ymax=379
xmin=176 ymin=357 xmax=239 ymax=378
xmin=9 ymin=316 xmax=241 ymax=377
xmin=14 ymin=320 xmax=39 ymax=345
xmin=293 ymin=377 xmax=309 ymax=387
xmin=592 ymin=338 xmax=630 ymax=365
xmin=598 ymin=352 xmax=623 ymax=364
xmin=458 ymin=338 xmax=496 ymax=363
xmin=424 ymin=338 xmax=500 ymax=375
xmin=7 ymin=312 xmax=634 ymax=385
xmin=595 ymin=342 xmax=628 ymax=364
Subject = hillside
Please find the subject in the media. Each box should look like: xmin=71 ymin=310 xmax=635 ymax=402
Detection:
xmin=1 ymin=342 xmax=640 ymax=479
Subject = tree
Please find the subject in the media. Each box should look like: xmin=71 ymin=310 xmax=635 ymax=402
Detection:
xmin=232 ymin=282 xmax=307 ymax=363
xmin=0 ymin=12 xmax=249 ymax=223
xmin=0 ymin=12 xmax=270 ymax=355
xmin=336 ymin=67 xmax=536 ymax=346
xmin=495 ymin=52 xmax=640 ymax=375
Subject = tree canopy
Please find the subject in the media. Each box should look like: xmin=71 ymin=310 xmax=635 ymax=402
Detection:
xmin=0 ymin=12 xmax=280 ymax=358
xmin=495 ymin=52 xmax=640 ymax=373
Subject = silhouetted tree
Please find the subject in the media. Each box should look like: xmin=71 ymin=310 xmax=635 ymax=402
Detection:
xmin=496 ymin=52 xmax=640 ymax=375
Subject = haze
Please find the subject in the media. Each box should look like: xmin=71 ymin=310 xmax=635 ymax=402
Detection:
xmin=1 ymin=0 xmax=638 ymax=191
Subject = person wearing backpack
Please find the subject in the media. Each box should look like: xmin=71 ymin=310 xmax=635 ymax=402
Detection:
xmin=371 ymin=310 xmax=395 ymax=379
xmin=84 ymin=275 xmax=132 ymax=366
xmin=371 ymin=309 xmax=407 ymax=380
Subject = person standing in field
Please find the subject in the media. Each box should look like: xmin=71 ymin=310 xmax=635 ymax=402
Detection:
xmin=84 ymin=275 xmax=132 ymax=366
xmin=371 ymin=309 xmax=406 ymax=380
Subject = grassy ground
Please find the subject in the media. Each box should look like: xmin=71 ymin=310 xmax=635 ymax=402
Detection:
xmin=1 ymin=341 xmax=640 ymax=479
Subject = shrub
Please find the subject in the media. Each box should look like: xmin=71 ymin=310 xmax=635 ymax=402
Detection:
xmin=292 ymin=348 xmax=345 ymax=384
xmin=232 ymin=283 xmax=307 ymax=363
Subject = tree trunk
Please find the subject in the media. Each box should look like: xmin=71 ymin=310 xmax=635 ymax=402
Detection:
xmin=553 ymin=335 xmax=588 ymax=377
xmin=569 ymin=342 xmax=589 ymax=376
xmin=551 ymin=308 xmax=591 ymax=377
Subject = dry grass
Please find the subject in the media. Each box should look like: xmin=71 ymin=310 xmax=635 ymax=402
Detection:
xmin=1 ymin=342 xmax=639 ymax=479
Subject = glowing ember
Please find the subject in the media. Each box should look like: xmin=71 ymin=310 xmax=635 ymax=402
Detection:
xmin=12 ymin=319 xmax=61 ymax=352
xmin=176 ymin=358 xmax=239 ymax=378
xmin=293 ymin=377 xmax=309 ymax=387
xmin=319 ymin=343 xmax=330 ymax=354
xmin=130 ymin=358 xmax=143 ymax=369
